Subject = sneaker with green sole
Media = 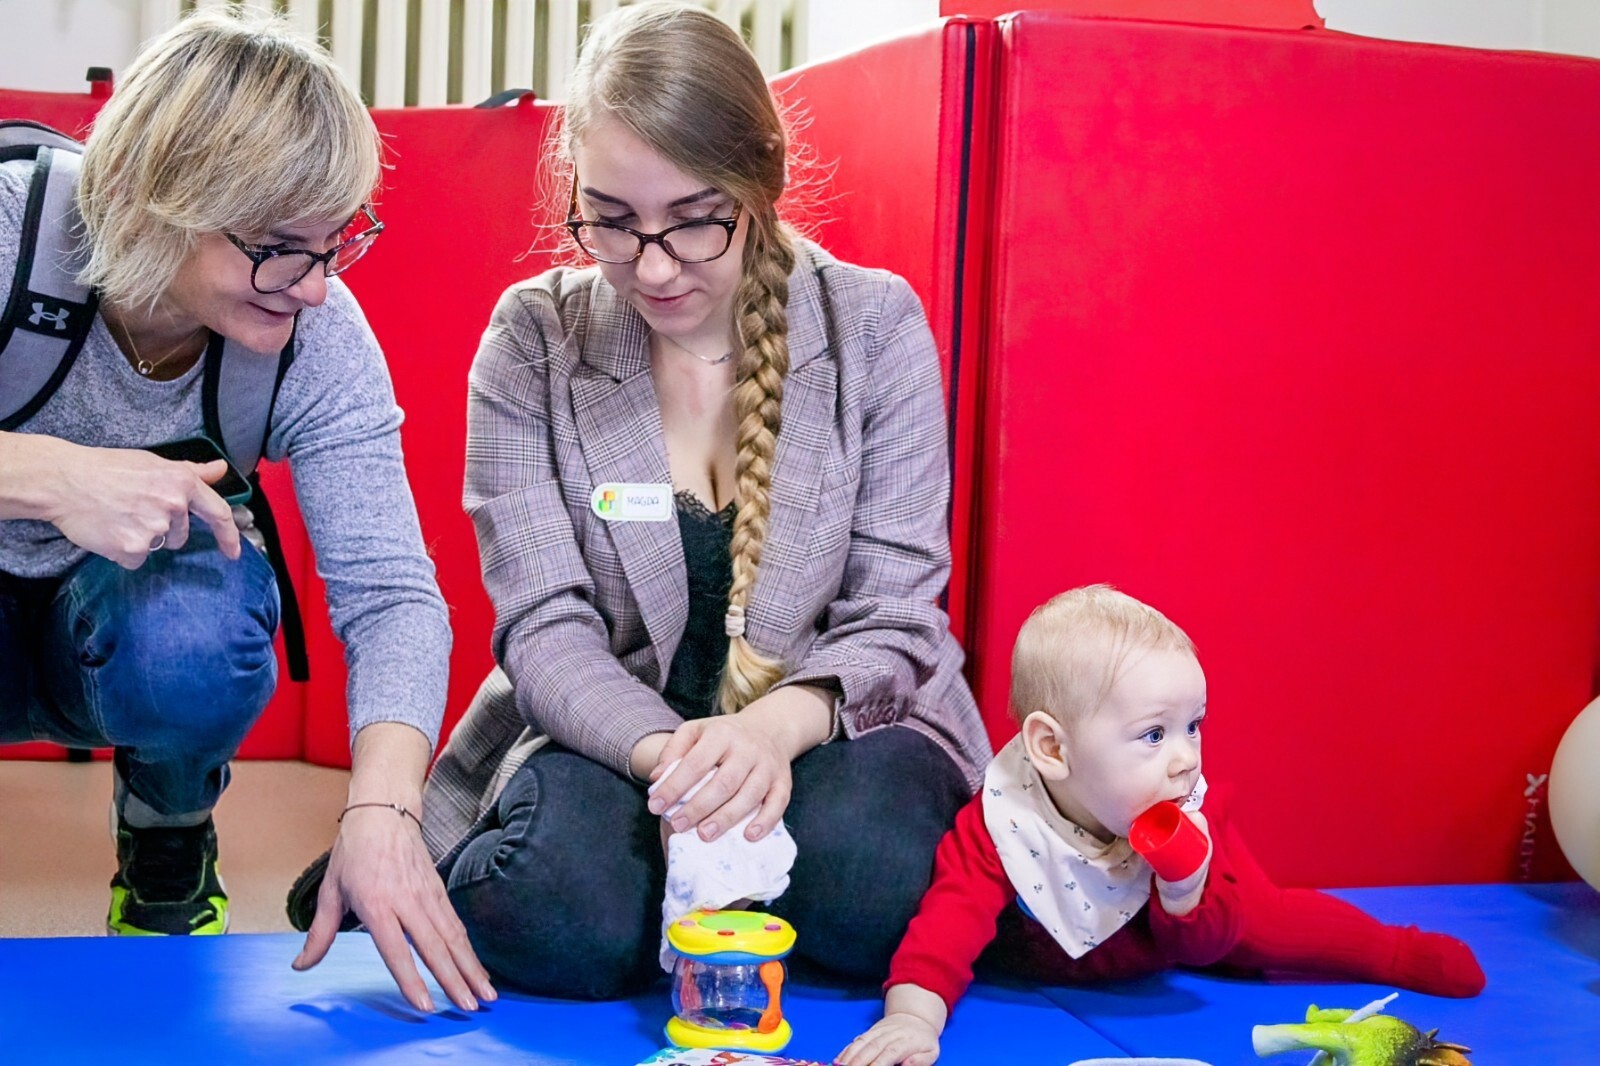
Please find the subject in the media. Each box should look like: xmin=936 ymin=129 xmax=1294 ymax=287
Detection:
xmin=108 ymin=816 xmax=229 ymax=936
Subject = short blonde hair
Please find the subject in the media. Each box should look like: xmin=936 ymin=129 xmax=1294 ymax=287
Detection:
xmin=77 ymin=9 xmax=381 ymax=311
xmin=1010 ymin=584 xmax=1197 ymax=726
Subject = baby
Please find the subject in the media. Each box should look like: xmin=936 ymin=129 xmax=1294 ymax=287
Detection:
xmin=838 ymin=585 xmax=1483 ymax=1066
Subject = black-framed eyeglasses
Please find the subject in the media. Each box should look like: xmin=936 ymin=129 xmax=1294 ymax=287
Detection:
xmin=564 ymin=184 xmax=741 ymax=265
xmin=225 ymin=205 xmax=385 ymax=294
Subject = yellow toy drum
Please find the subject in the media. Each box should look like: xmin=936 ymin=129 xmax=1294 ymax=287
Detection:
xmin=665 ymin=908 xmax=796 ymax=1053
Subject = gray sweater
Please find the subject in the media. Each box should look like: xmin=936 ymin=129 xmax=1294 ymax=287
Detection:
xmin=0 ymin=161 xmax=449 ymax=747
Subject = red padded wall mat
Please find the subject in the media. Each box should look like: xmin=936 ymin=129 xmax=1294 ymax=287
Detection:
xmin=942 ymin=0 xmax=1322 ymax=30
xmin=772 ymin=19 xmax=996 ymax=645
xmin=0 ymin=87 xmax=99 ymax=140
xmin=300 ymin=100 xmax=562 ymax=765
xmin=965 ymin=14 xmax=1600 ymax=885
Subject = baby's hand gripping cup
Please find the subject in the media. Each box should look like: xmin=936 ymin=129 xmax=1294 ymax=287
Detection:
xmin=1129 ymin=801 xmax=1209 ymax=882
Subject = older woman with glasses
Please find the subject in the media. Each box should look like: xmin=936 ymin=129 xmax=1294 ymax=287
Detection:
xmin=407 ymin=2 xmax=993 ymax=999
xmin=0 ymin=11 xmax=492 ymax=1014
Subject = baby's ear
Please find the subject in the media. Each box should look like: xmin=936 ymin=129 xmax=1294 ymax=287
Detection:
xmin=1020 ymin=711 xmax=1071 ymax=780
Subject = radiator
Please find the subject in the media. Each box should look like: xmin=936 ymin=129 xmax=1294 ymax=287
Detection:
xmin=140 ymin=0 xmax=805 ymax=105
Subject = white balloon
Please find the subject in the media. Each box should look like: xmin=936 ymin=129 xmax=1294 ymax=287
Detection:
xmin=1549 ymin=696 xmax=1600 ymax=892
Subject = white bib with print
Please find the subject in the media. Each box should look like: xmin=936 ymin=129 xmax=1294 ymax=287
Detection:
xmin=981 ymin=735 xmax=1206 ymax=959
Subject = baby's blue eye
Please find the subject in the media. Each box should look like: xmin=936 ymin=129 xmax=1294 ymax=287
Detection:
xmin=1187 ymin=717 xmax=1204 ymax=738
xmin=1140 ymin=726 xmax=1165 ymax=745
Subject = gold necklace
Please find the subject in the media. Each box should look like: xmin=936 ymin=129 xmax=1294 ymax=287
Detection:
xmin=125 ymin=325 xmax=206 ymax=377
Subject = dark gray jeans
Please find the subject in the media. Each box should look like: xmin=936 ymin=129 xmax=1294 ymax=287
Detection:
xmin=444 ymin=725 xmax=970 ymax=999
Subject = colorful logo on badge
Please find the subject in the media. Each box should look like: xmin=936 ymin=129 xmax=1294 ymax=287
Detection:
xmin=591 ymin=482 xmax=672 ymax=522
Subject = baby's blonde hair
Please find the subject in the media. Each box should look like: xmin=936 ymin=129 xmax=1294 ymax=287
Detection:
xmin=77 ymin=9 xmax=380 ymax=311
xmin=1010 ymin=584 xmax=1196 ymax=726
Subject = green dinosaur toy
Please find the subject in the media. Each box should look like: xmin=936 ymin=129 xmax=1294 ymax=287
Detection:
xmin=1252 ymin=1001 xmax=1471 ymax=1066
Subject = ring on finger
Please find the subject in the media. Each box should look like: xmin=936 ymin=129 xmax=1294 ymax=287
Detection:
xmin=150 ymin=533 xmax=167 ymax=552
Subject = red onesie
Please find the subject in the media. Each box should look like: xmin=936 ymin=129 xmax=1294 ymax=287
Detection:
xmin=887 ymin=789 xmax=1485 ymax=1011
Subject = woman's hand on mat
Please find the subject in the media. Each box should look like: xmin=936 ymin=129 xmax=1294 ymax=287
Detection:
xmin=293 ymin=801 xmax=495 ymax=1012
xmin=836 ymin=997 xmax=946 ymax=1066
xmin=292 ymin=726 xmax=494 ymax=1013
xmin=647 ymin=685 xmax=832 ymax=842
xmin=26 ymin=438 xmax=241 ymax=567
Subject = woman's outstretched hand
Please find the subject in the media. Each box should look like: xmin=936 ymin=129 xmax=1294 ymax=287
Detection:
xmin=291 ymin=723 xmax=496 ymax=1014
xmin=643 ymin=683 xmax=834 ymax=843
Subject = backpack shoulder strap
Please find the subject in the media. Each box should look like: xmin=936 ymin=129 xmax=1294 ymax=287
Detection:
xmin=0 ymin=144 xmax=96 ymax=430
xmin=0 ymin=120 xmax=82 ymax=163
xmin=243 ymin=466 xmax=309 ymax=683
xmin=201 ymin=328 xmax=296 ymax=475
xmin=200 ymin=329 xmax=308 ymax=682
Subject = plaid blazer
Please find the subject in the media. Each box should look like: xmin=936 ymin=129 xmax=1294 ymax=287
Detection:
xmin=422 ymin=240 xmax=992 ymax=862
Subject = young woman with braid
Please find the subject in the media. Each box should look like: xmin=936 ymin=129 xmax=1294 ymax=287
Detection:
xmin=414 ymin=2 xmax=991 ymax=997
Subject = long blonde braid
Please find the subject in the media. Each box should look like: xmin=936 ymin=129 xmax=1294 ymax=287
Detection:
xmin=718 ymin=213 xmax=796 ymax=712
xmin=564 ymin=3 xmax=799 ymax=712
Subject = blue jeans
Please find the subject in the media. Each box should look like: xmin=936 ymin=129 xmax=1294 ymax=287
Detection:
xmin=0 ymin=533 xmax=280 ymax=825
xmin=445 ymin=726 xmax=972 ymax=999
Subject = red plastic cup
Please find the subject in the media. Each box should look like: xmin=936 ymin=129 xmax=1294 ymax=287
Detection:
xmin=1128 ymin=801 xmax=1209 ymax=881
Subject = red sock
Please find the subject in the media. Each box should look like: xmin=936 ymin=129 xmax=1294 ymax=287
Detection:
xmin=1215 ymin=820 xmax=1485 ymax=997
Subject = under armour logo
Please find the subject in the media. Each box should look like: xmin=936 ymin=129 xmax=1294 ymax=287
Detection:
xmin=27 ymin=302 xmax=69 ymax=330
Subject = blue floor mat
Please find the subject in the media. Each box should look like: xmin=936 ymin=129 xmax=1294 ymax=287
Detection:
xmin=0 ymin=931 xmax=1123 ymax=1064
xmin=0 ymin=884 xmax=1593 ymax=1064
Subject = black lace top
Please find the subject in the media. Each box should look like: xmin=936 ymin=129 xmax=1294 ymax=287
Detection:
xmin=661 ymin=490 xmax=736 ymax=721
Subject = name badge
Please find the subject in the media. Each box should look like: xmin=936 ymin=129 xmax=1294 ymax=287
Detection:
xmin=591 ymin=482 xmax=673 ymax=522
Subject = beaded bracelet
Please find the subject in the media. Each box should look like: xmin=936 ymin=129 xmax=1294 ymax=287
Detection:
xmin=338 ymin=801 xmax=422 ymax=829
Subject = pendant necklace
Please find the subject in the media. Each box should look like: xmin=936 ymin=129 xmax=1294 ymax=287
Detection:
xmin=125 ymin=325 xmax=206 ymax=377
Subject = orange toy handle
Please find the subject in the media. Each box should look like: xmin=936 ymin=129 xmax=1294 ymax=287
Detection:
xmin=678 ymin=966 xmax=702 ymax=1015
xmin=756 ymin=960 xmax=785 ymax=1034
